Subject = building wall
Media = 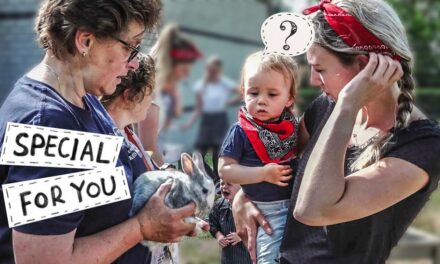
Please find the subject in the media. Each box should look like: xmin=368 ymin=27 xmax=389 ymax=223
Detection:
xmin=0 ymin=0 xmax=42 ymax=105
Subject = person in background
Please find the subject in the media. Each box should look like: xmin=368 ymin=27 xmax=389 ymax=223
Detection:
xmin=0 ymin=1 xmax=198 ymax=263
xmin=138 ymin=24 xmax=202 ymax=166
xmin=183 ymin=56 xmax=239 ymax=184
xmin=103 ymin=55 xmax=198 ymax=264
xmin=102 ymin=55 xmax=158 ymax=173
xmin=209 ymin=179 xmax=252 ymax=264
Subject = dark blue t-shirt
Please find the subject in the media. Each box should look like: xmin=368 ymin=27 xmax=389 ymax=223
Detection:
xmin=0 ymin=76 xmax=150 ymax=264
xmin=219 ymin=122 xmax=295 ymax=202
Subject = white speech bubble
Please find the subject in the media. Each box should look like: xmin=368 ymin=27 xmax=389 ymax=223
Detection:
xmin=0 ymin=122 xmax=123 ymax=169
xmin=2 ymin=166 xmax=130 ymax=227
xmin=261 ymin=12 xmax=315 ymax=56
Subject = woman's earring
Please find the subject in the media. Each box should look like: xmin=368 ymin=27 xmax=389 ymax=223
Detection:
xmin=82 ymin=51 xmax=87 ymax=57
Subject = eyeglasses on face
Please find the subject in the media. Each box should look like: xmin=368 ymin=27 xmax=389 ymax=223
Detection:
xmin=112 ymin=36 xmax=141 ymax=63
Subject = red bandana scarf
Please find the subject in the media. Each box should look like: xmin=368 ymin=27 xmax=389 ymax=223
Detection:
xmin=239 ymin=107 xmax=298 ymax=164
xmin=303 ymin=0 xmax=401 ymax=61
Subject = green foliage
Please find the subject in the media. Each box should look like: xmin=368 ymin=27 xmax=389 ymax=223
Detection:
xmin=387 ymin=0 xmax=440 ymax=87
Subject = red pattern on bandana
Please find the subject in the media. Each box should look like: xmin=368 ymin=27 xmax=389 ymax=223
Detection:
xmin=238 ymin=108 xmax=297 ymax=164
xmin=303 ymin=0 xmax=401 ymax=61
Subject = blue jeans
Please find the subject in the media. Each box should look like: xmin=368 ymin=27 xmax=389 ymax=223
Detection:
xmin=254 ymin=199 xmax=289 ymax=264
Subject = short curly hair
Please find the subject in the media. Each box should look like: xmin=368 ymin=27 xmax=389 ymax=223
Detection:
xmin=101 ymin=55 xmax=156 ymax=106
xmin=36 ymin=0 xmax=161 ymax=59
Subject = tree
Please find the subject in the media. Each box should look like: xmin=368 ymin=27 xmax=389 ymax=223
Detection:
xmin=380 ymin=0 xmax=440 ymax=87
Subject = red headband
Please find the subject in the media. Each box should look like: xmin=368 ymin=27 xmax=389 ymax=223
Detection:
xmin=303 ymin=0 xmax=401 ymax=61
xmin=170 ymin=43 xmax=203 ymax=61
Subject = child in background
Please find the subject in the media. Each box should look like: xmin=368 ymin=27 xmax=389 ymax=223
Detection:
xmin=209 ymin=179 xmax=252 ymax=264
xmin=218 ymin=51 xmax=300 ymax=264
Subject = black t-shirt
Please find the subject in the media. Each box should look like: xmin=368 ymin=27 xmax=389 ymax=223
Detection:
xmin=280 ymin=94 xmax=440 ymax=264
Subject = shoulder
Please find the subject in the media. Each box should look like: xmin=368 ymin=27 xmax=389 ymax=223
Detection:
xmin=0 ymin=77 xmax=83 ymax=132
xmin=220 ymin=76 xmax=236 ymax=88
xmin=224 ymin=122 xmax=245 ymax=140
xmin=388 ymin=119 xmax=440 ymax=152
xmin=220 ymin=122 xmax=247 ymax=159
xmin=193 ymin=80 xmax=204 ymax=92
xmin=214 ymin=197 xmax=229 ymax=209
xmin=304 ymin=93 xmax=334 ymax=135
xmin=385 ymin=119 xmax=440 ymax=191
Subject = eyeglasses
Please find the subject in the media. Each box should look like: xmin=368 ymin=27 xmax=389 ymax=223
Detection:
xmin=112 ymin=36 xmax=141 ymax=63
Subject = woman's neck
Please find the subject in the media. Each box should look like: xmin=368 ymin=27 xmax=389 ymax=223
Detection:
xmin=105 ymin=102 xmax=130 ymax=129
xmin=32 ymin=52 xmax=87 ymax=108
xmin=357 ymin=84 xmax=399 ymax=131
xmin=206 ymin=75 xmax=220 ymax=83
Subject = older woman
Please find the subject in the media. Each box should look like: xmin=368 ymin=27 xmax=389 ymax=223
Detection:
xmin=0 ymin=1 xmax=198 ymax=263
xmin=232 ymin=0 xmax=440 ymax=263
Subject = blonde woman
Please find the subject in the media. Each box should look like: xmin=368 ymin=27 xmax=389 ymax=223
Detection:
xmin=232 ymin=0 xmax=440 ymax=263
xmin=138 ymin=24 xmax=202 ymax=165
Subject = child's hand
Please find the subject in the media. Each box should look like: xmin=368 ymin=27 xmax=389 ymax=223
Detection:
xmin=217 ymin=235 xmax=230 ymax=248
xmin=262 ymin=163 xmax=292 ymax=187
xmin=226 ymin=232 xmax=242 ymax=246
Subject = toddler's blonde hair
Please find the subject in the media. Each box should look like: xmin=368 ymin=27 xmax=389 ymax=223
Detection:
xmin=239 ymin=51 xmax=299 ymax=110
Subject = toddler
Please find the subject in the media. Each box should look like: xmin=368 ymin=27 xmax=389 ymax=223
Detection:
xmin=218 ymin=51 xmax=300 ymax=264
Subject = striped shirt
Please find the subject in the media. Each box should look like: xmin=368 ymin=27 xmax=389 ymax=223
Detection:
xmin=209 ymin=198 xmax=252 ymax=264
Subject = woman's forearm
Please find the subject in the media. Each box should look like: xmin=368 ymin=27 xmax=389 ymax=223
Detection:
xmin=295 ymin=102 xmax=358 ymax=221
xmin=72 ymin=217 xmax=142 ymax=263
xmin=14 ymin=217 xmax=143 ymax=264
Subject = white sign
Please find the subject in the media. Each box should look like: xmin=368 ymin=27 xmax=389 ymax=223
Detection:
xmin=0 ymin=122 xmax=122 ymax=169
xmin=261 ymin=12 xmax=315 ymax=56
xmin=3 ymin=166 xmax=130 ymax=227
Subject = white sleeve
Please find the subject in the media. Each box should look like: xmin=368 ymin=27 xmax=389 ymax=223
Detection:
xmin=221 ymin=77 xmax=237 ymax=91
xmin=193 ymin=80 xmax=204 ymax=94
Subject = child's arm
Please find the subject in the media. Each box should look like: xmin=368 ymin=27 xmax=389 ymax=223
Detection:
xmin=215 ymin=231 xmax=230 ymax=248
xmin=218 ymin=156 xmax=293 ymax=186
xmin=208 ymin=202 xmax=230 ymax=248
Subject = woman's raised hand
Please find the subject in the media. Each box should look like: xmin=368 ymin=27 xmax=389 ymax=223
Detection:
xmin=135 ymin=179 xmax=197 ymax=243
xmin=232 ymin=189 xmax=272 ymax=263
xmin=339 ymin=53 xmax=404 ymax=110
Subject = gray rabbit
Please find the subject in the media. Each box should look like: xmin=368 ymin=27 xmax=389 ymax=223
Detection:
xmin=130 ymin=152 xmax=215 ymax=263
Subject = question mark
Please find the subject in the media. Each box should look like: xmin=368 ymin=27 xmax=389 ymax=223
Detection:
xmin=280 ymin=20 xmax=297 ymax=51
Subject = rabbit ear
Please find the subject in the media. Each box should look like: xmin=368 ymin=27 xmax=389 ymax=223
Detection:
xmin=192 ymin=151 xmax=209 ymax=176
xmin=181 ymin=152 xmax=196 ymax=176
xmin=192 ymin=152 xmax=204 ymax=170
